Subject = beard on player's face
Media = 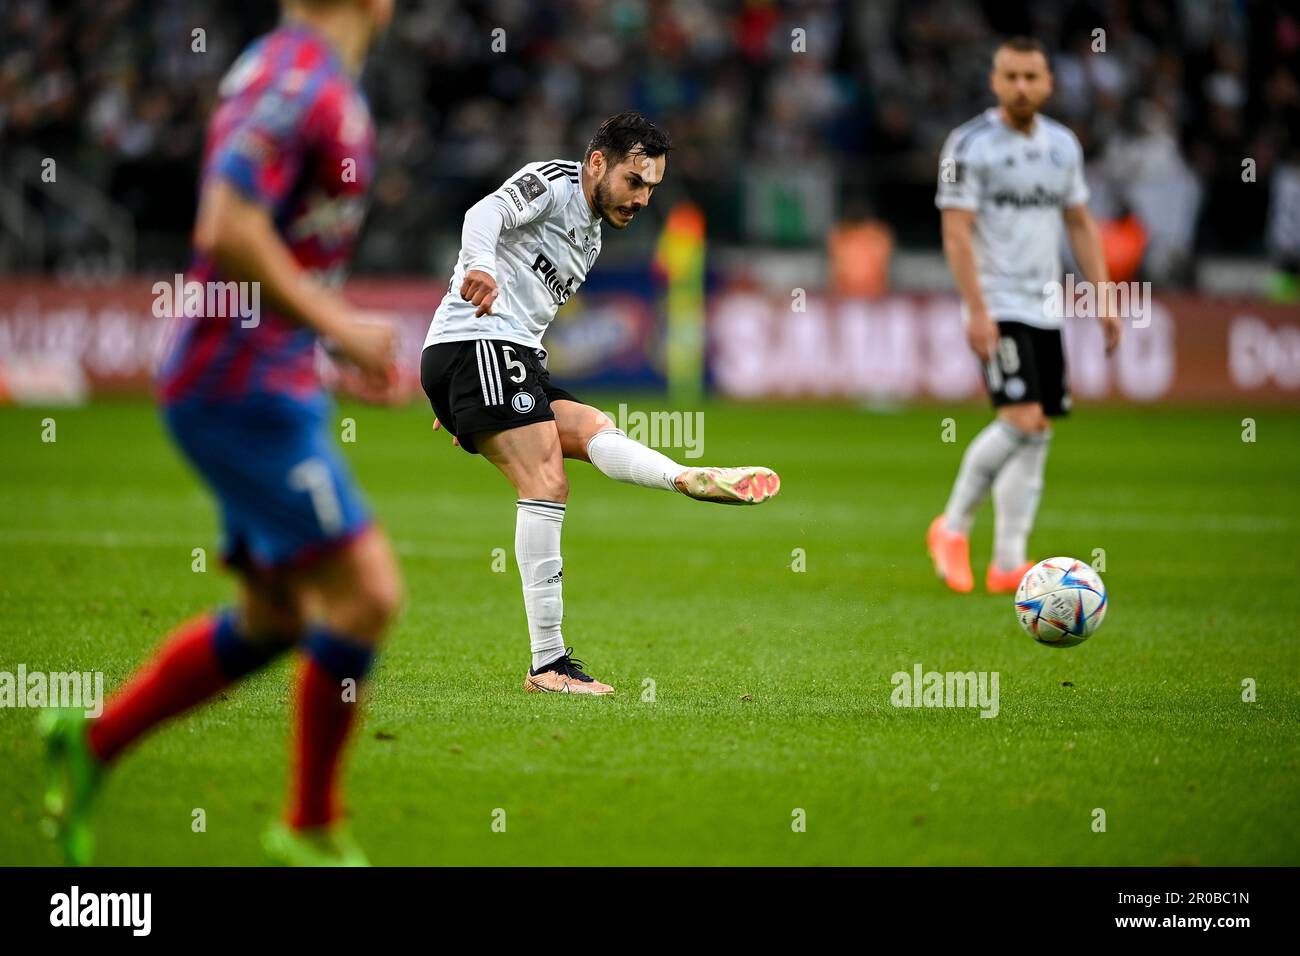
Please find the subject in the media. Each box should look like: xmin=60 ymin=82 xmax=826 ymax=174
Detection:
xmin=594 ymin=166 xmax=642 ymax=229
xmin=1002 ymin=90 xmax=1046 ymax=120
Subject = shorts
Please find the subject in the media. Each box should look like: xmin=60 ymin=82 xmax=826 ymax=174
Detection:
xmin=162 ymin=395 xmax=372 ymax=576
xmin=982 ymin=320 xmax=1071 ymax=417
xmin=420 ymin=339 xmax=580 ymax=454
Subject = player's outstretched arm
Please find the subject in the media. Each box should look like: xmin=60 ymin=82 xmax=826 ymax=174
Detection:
xmin=941 ymin=208 xmax=998 ymax=361
xmin=1063 ymin=204 xmax=1121 ymax=354
xmin=454 ymin=165 xmax=567 ymax=317
xmin=193 ymin=179 xmax=395 ymax=374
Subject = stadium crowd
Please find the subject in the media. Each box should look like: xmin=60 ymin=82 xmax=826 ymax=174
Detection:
xmin=2 ymin=0 xmax=1297 ymax=285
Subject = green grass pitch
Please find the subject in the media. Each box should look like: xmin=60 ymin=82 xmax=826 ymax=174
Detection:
xmin=1 ymin=397 xmax=1297 ymax=865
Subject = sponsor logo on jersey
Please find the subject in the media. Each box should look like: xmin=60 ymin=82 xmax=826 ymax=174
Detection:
xmin=989 ymin=185 xmax=1064 ymax=209
xmin=530 ymin=252 xmax=576 ymax=305
xmin=287 ymin=192 xmax=369 ymax=244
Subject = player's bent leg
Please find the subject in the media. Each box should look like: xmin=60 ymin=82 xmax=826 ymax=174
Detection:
xmin=42 ymin=580 xmax=302 ymax=865
xmin=989 ymin=402 xmax=1052 ymax=592
xmin=555 ymin=400 xmax=781 ymax=504
xmin=553 ymin=400 xmax=615 ymax=463
xmin=86 ymin=595 xmax=302 ymax=765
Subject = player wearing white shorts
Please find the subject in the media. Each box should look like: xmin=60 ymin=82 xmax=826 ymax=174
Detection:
xmin=420 ymin=111 xmax=781 ymax=694
xmin=927 ymin=37 xmax=1122 ymax=595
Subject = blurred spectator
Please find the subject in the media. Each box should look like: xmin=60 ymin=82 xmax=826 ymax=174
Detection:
xmin=1096 ymin=209 xmax=1148 ymax=284
xmin=828 ymin=202 xmax=894 ymax=298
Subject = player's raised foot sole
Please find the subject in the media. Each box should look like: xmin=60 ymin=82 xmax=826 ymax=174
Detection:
xmin=926 ymin=514 xmax=974 ymax=594
xmin=675 ymin=466 xmax=781 ymax=505
xmin=38 ymin=708 xmax=103 ymax=866
xmin=986 ymin=561 xmax=1036 ymax=595
xmin=262 ymin=821 xmax=370 ymax=867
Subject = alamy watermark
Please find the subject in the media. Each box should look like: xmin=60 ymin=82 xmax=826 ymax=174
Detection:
xmin=891 ymin=663 xmax=999 ymax=718
xmin=152 ymin=273 xmax=261 ymax=328
xmin=50 ymin=886 xmax=151 ymax=936
xmin=599 ymin=402 xmax=704 ymax=458
xmin=1 ymin=665 xmax=104 ymax=717
xmin=1044 ymin=274 xmax=1150 ymax=328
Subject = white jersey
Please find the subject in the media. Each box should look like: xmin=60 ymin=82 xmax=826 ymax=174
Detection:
xmin=935 ymin=108 xmax=1089 ymax=329
xmin=424 ymin=159 xmax=603 ymax=352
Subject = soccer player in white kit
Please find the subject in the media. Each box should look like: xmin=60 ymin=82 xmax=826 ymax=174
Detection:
xmin=420 ymin=112 xmax=780 ymax=694
xmin=927 ymin=37 xmax=1122 ymax=595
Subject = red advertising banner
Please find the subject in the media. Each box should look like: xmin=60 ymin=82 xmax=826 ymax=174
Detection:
xmin=0 ymin=278 xmax=1296 ymax=403
xmin=0 ymin=277 xmax=659 ymax=402
xmin=709 ymin=292 xmax=1300 ymax=404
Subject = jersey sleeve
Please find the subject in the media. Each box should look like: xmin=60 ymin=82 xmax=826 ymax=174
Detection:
xmin=1062 ymin=130 xmax=1090 ymax=208
xmin=208 ymin=65 xmax=329 ymax=209
xmin=935 ymin=128 xmax=983 ymax=211
xmin=491 ymin=163 xmax=564 ymax=230
xmin=459 ymin=163 xmax=567 ymax=278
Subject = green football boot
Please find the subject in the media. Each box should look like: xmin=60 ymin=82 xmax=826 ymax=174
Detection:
xmin=262 ymin=820 xmax=371 ymax=867
xmin=38 ymin=708 xmax=104 ymax=866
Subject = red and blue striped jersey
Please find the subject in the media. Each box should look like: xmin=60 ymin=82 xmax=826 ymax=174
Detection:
xmin=159 ymin=22 xmax=375 ymax=406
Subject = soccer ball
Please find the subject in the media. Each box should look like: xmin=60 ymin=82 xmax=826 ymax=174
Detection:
xmin=1015 ymin=557 xmax=1107 ymax=647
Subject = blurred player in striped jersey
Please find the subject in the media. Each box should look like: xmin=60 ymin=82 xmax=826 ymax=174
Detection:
xmin=41 ymin=0 xmax=401 ymax=866
xmin=927 ymin=36 xmax=1122 ymax=595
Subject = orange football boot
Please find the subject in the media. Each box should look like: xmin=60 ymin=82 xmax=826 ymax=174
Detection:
xmin=986 ymin=561 xmax=1036 ymax=595
xmin=926 ymin=515 xmax=974 ymax=593
xmin=524 ymin=648 xmax=614 ymax=696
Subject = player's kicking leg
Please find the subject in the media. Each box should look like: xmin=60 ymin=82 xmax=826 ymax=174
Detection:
xmin=476 ymin=420 xmax=615 ymax=696
xmin=928 ymin=401 xmax=1048 ymax=594
xmin=553 ymin=400 xmax=781 ymax=504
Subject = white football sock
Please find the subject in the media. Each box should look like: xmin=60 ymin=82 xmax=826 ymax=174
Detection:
xmin=586 ymin=427 xmax=686 ymax=492
xmin=516 ymin=499 xmax=566 ymax=670
xmin=943 ymin=419 xmax=1028 ymax=535
xmin=992 ymin=430 xmax=1051 ymax=571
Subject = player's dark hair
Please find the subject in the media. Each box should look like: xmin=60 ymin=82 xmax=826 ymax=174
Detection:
xmin=994 ymin=36 xmax=1051 ymax=69
xmin=584 ymin=111 xmax=672 ymax=166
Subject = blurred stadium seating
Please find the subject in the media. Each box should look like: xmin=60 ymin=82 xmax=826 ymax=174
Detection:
xmin=1 ymin=0 xmax=1298 ymax=404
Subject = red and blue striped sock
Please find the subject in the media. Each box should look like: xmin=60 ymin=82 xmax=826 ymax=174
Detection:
xmin=290 ymin=627 xmax=375 ymax=829
xmin=88 ymin=609 xmax=287 ymax=763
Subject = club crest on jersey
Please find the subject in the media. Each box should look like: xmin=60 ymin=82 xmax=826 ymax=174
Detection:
xmin=567 ymin=227 xmax=599 ymax=267
xmin=530 ymin=252 xmax=576 ymax=305
xmin=512 ymin=391 xmax=536 ymax=414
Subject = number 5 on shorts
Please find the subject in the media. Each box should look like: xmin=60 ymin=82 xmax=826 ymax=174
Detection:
xmin=500 ymin=345 xmax=527 ymax=384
